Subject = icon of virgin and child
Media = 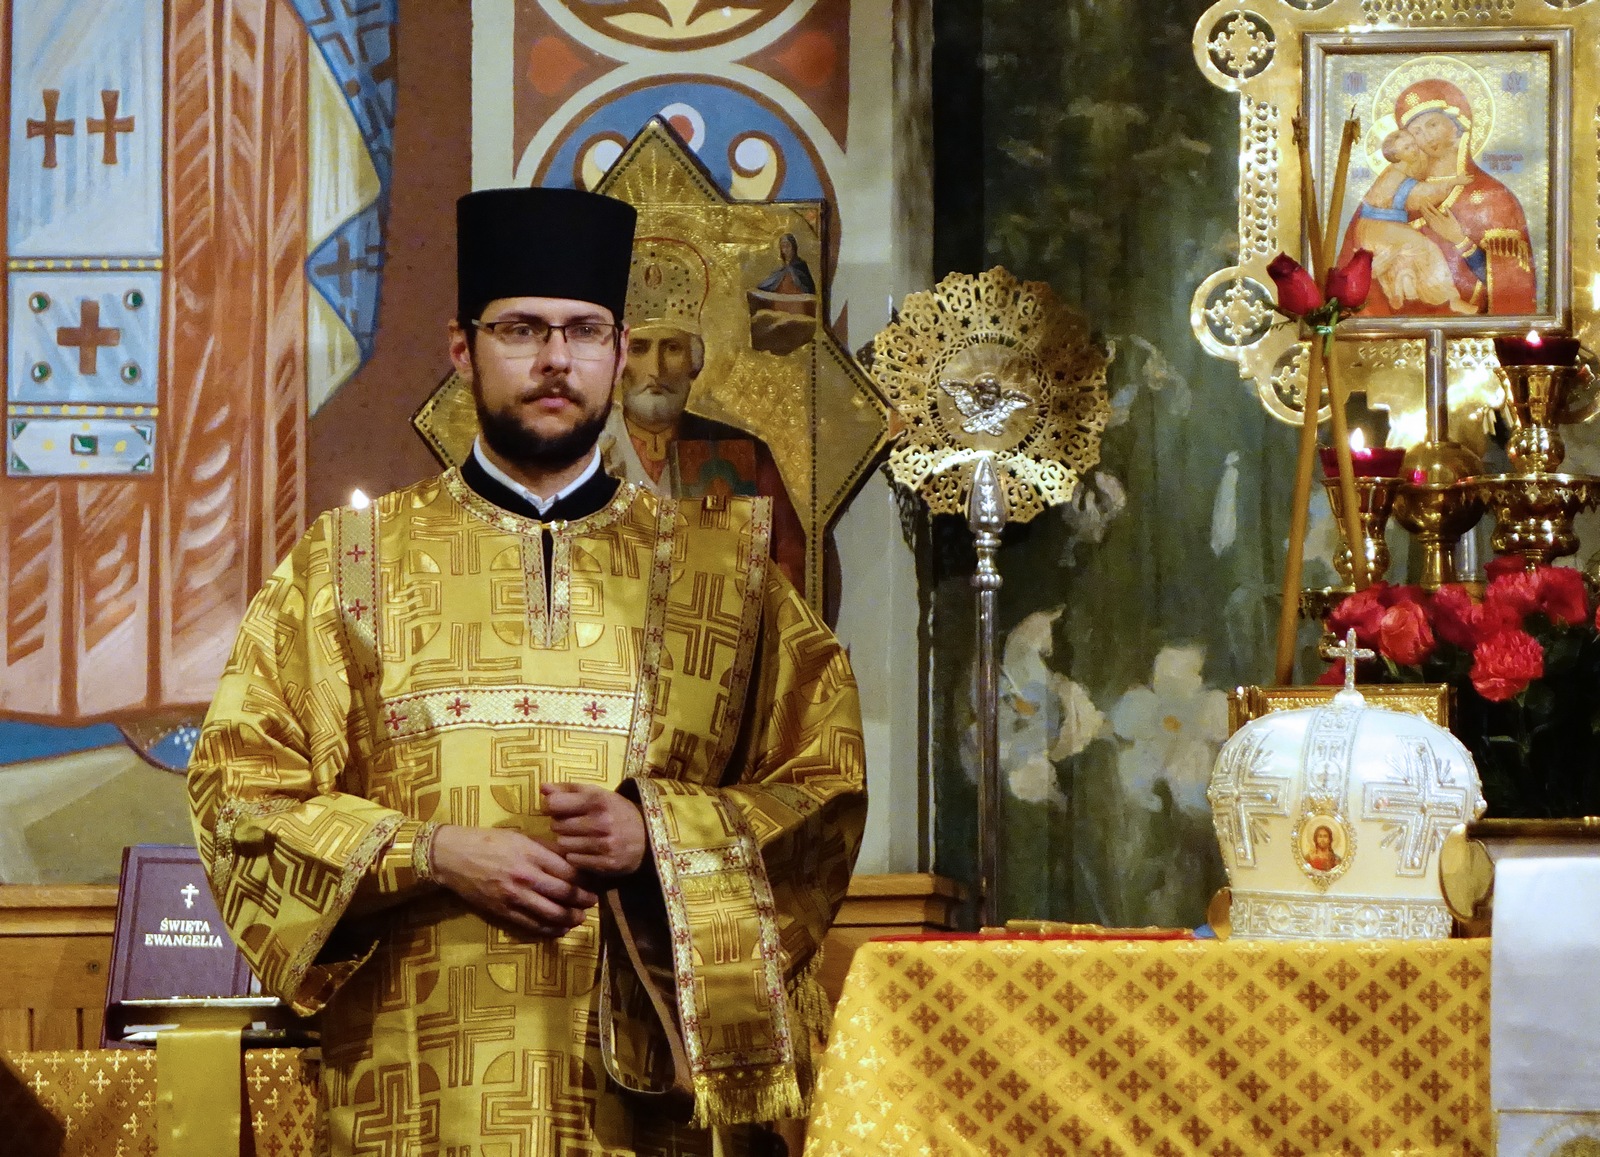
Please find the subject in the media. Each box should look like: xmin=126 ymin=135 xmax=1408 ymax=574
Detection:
xmin=1337 ymin=77 xmax=1537 ymax=317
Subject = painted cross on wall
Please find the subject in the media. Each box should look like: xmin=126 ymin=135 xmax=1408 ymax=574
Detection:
xmin=0 ymin=0 xmax=394 ymax=725
xmin=7 ymin=0 xmax=164 ymax=481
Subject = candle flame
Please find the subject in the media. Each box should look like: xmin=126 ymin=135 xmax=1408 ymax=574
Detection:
xmin=1525 ymin=328 xmax=1542 ymax=345
xmin=1349 ymin=428 xmax=1366 ymax=453
xmin=350 ymin=488 xmax=370 ymax=510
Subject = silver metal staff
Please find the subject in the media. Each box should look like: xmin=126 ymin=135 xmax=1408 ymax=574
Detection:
xmin=968 ymin=454 xmax=1006 ymax=927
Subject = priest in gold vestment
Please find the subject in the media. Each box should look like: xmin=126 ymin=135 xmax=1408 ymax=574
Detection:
xmin=188 ymin=187 xmax=867 ymax=1156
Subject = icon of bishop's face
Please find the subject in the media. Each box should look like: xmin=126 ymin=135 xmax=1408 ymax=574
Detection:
xmin=621 ymin=323 xmax=704 ymax=430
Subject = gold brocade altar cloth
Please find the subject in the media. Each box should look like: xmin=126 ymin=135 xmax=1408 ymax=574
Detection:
xmin=0 ymin=1047 xmax=318 ymax=1157
xmin=805 ymin=936 xmax=1492 ymax=1156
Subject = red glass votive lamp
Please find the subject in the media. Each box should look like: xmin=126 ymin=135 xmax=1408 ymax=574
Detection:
xmin=1495 ymin=331 xmax=1582 ymax=367
xmin=1320 ymin=443 xmax=1405 ymax=479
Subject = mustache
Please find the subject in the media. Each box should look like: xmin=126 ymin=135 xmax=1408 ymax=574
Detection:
xmin=517 ymin=379 xmax=577 ymax=402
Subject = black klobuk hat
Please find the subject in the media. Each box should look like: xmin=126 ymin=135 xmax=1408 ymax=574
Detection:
xmin=456 ymin=186 xmax=637 ymax=325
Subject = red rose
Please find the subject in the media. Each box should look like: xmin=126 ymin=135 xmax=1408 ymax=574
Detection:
xmin=1379 ymin=600 xmax=1435 ymax=666
xmin=1534 ymin=565 xmax=1589 ymax=626
xmin=1431 ymin=584 xmax=1478 ymax=650
xmin=1486 ymin=569 xmax=1541 ymax=619
xmin=1470 ymin=599 xmax=1524 ymax=644
xmin=1329 ymin=582 xmax=1392 ymax=647
xmin=1267 ymin=253 xmax=1324 ymax=317
xmin=1325 ymin=249 xmax=1373 ymax=312
xmin=1486 ymin=555 xmax=1530 ymax=582
xmin=1470 ymin=629 xmax=1545 ymax=702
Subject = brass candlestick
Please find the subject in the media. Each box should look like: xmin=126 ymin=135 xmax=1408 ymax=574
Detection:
xmin=1322 ymin=475 xmax=1401 ymax=586
xmin=1468 ymin=362 xmax=1600 ymax=567
xmin=1471 ymin=473 xmax=1600 ymax=567
xmin=1393 ymin=443 xmax=1485 ymax=590
xmin=1391 ymin=334 xmax=1484 ymax=589
xmin=1500 ymin=363 xmax=1580 ymax=472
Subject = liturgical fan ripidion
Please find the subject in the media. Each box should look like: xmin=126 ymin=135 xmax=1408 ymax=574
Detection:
xmin=872 ymin=267 xmax=1110 ymax=925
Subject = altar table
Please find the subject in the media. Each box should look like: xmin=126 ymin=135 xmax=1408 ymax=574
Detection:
xmin=805 ymin=936 xmax=1492 ymax=1155
xmin=0 ymin=1047 xmax=318 ymax=1157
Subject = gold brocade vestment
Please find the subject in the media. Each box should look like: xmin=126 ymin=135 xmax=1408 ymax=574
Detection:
xmin=187 ymin=469 xmax=867 ymax=1155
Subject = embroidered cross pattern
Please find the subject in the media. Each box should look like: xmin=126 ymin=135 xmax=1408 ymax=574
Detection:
xmin=514 ymin=696 xmax=538 ymax=717
xmin=1209 ymin=728 xmax=1289 ymax=867
xmin=446 ymin=696 xmax=471 ymax=718
xmin=385 ymin=708 xmax=407 ymax=731
xmin=346 ymin=599 xmax=369 ymax=621
xmin=1362 ymin=741 xmax=1473 ymax=876
xmin=57 ymin=300 xmax=121 ymax=374
xmin=26 ymin=89 xmax=73 ymax=169
xmin=584 ymin=700 xmax=607 ymax=720
xmin=87 ymin=90 xmax=135 ymax=165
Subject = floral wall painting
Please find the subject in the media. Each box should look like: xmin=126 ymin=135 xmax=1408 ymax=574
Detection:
xmin=1308 ymin=31 xmax=1566 ymax=329
xmin=930 ymin=0 xmax=1286 ymax=928
xmin=1108 ymin=646 xmax=1229 ymax=820
xmin=0 ymin=0 xmax=397 ymax=883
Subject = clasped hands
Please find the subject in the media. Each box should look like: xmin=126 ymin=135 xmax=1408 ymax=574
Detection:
xmin=429 ymin=783 xmax=647 ymax=938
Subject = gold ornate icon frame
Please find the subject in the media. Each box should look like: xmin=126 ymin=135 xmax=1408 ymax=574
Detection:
xmin=1191 ymin=1 xmax=1599 ymax=437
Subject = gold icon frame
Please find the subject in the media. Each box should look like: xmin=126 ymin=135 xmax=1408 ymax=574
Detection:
xmin=1191 ymin=1 xmax=1600 ymax=436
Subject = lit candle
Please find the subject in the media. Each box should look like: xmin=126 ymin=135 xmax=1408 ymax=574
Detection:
xmin=1320 ymin=428 xmax=1404 ymax=478
xmin=1494 ymin=328 xmax=1582 ymax=367
xmin=350 ymin=488 xmax=371 ymax=510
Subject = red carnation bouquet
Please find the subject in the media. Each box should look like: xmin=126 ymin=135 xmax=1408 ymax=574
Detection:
xmin=1323 ymin=561 xmax=1600 ymax=817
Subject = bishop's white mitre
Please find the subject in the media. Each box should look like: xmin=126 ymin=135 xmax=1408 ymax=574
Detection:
xmin=1207 ymin=634 xmax=1485 ymax=940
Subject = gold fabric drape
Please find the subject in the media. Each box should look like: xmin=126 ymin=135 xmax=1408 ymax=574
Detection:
xmin=0 ymin=1048 xmax=319 ymax=1157
xmin=806 ymin=937 xmax=1491 ymax=1155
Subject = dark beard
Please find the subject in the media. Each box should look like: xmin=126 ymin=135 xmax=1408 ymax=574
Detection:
xmin=474 ymin=381 xmax=613 ymax=473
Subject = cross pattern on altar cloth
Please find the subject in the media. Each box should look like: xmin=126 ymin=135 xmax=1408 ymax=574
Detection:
xmin=1211 ymin=727 xmax=1290 ymax=867
xmin=1363 ymin=741 xmax=1474 ymax=877
xmin=57 ymin=300 xmax=122 ymax=374
xmin=88 ymin=90 xmax=136 ymax=165
xmin=26 ymin=88 xmax=74 ymax=169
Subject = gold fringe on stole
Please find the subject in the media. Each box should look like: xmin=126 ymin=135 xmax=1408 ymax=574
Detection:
xmin=691 ymin=1068 xmax=805 ymax=1129
xmin=787 ymin=949 xmax=832 ymax=1041
xmin=785 ymin=950 xmax=831 ymax=1104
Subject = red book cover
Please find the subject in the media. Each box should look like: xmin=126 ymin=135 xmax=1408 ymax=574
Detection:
xmin=103 ymin=844 xmax=255 ymax=1043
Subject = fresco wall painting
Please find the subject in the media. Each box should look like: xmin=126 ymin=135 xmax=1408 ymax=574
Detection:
xmin=0 ymin=0 xmax=396 ymax=883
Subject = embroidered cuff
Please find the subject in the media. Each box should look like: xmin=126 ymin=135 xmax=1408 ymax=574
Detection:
xmin=414 ymin=820 xmax=441 ymax=882
xmin=373 ymin=818 xmax=440 ymax=894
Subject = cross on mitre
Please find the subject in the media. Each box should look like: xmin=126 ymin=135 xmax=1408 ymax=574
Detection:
xmin=1328 ymin=629 xmax=1375 ymax=695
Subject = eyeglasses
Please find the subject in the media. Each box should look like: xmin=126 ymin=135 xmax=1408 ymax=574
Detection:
xmin=472 ymin=318 xmax=620 ymax=360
